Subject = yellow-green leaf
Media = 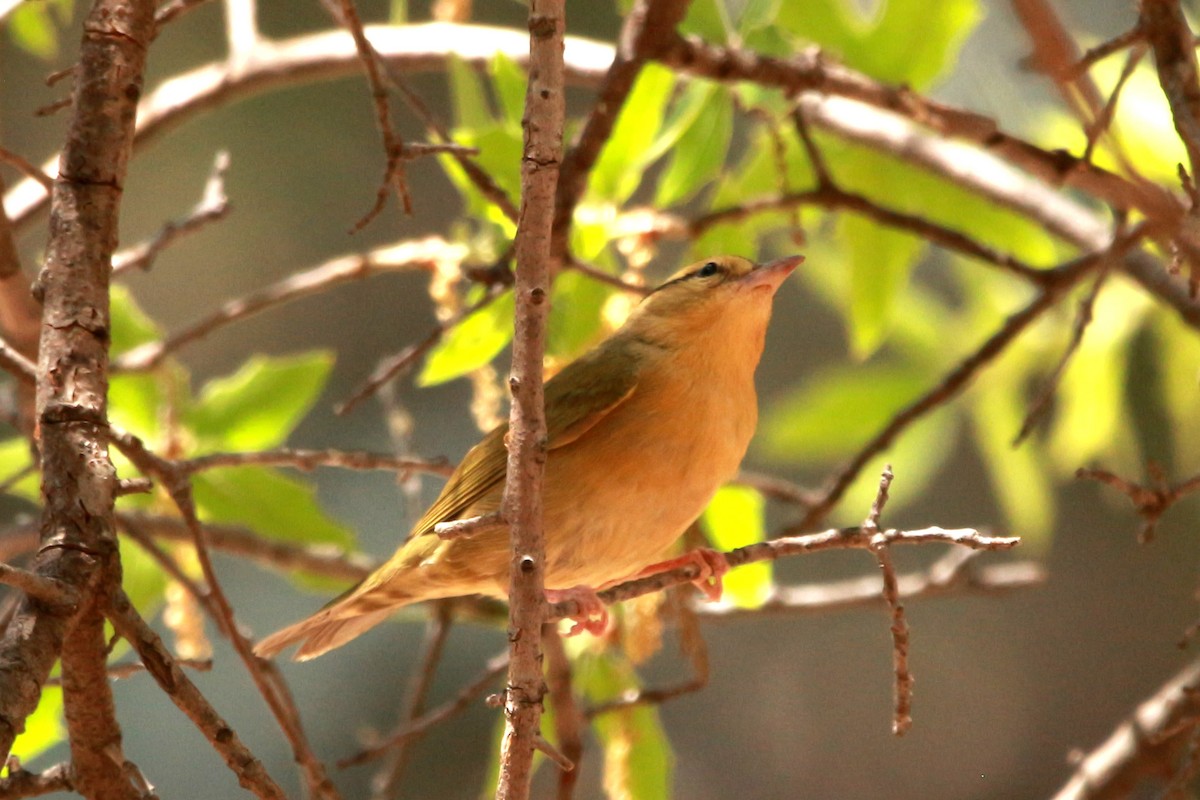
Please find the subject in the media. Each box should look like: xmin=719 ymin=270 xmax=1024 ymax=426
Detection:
xmin=703 ymin=486 xmax=770 ymax=608
xmin=419 ymin=292 xmax=515 ymax=386
xmin=9 ymin=687 xmax=63 ymax=765
xmin=186 ymin=352 xmax=334 ymax=451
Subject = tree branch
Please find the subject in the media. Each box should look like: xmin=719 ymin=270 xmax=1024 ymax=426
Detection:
xmin=496 ymin=2 xmax=564 ymax=796
xmin=0 ymin=0 xmax=155 ymax=775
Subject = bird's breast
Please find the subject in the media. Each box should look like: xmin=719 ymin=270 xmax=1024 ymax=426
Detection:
xmin=540 ymin=350 xmax=759 ymax=588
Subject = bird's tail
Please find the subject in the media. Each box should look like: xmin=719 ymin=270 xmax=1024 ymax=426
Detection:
xmin=254 ymin=588 xmax=411 ymax=661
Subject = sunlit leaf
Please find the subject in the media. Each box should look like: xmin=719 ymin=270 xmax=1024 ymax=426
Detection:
xmin=842 ymin=214 xmax=925 ymax=359
xmin=111 ymin=285 xmax=162 ymax=358
xmin=548 ymin=269 xmax=612 ymax=361
xmin=0 ymin=437 xmax=38 ymax=501
xmin=1150 ymin=311 xmax=1200 ymax=470
xmin=777 ymin=0 xmax=980 ymax=90
xmin=489 ymin=52 xmax=527 ymax=126
xmin=9 ymin=687 xmax=63 ymax=765
xmin=738 ymin=0 xmax=781 ymax=33
xmin=1046 ymin=281 xmax=1149 ymax=472
xmin=591 ymin=64 xmax=675 ymax=202
xmin=448 ymin=55 xmax=492 ymax=130
xmin=8 ymin=3 xmax=58 ymax=60
xmin=192 ymin=467 xmax=354 ymax=548
xmin=702 ymin=486 xmax=770 ymax=608
xmin=119 ymin=532 xmax=168 ymax=617
xmin=758 ymin=363 xmax=929 ymax=461
xmin=109 ymin=373 xmax=166 ymax=444
xmin=655 ymin=85 xmax=734 ymax=208
xmin=186 ymin=352 xmax=334 ymax=451
xmin=679 ymin=0 xmax=731 ymax=43
xmin=970 ymin=383 xmax=1054 ymax=548
xmin=575 ymin=650 xmax=673 ymax=800
xmin=419 ymin=292 xmax=515 ymax=386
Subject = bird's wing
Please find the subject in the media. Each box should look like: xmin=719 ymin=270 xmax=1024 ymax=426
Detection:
xmin=407 ymin=339 xmax=640 ymax=539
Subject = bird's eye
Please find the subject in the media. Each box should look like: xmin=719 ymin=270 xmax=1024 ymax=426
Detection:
xmin=696 ymin=262 xmax=721 ymax=278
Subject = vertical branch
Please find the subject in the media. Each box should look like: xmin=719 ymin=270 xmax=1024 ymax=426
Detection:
xmin=496 ymin=0 xmax=565 ymax=797
xmin=0 ymin=0 xmax=156 ymax=766
xmin=1142 ymin=0 xmax=1200 ymax=182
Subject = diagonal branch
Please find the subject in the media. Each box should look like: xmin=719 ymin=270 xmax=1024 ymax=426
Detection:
xmin=551 ymin=0 xmax=694 ymax=255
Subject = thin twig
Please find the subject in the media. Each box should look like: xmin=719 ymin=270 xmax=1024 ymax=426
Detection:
xmin=338 ymin=651 xmax=509 ymax=768
xmin=111 ymin=151 xmax=231 ymax=276
xmin=336 ymin=285 xmax=504 ymax=416
xmin=1014 ymin=264 xmax=1111 ymax=445
xmin=543 ymin=629 xmax=583 ymax=797
xmin=797 ymin=231 xmax=1142 ymax=530
xmin=111 ymin=430 xmax=341 ymax=800
xmin=0 ymin=563 xmax=76 ymax=607
xmin=862 ymin=466 xmax=913 ymax=736
xmin=180 ymin=447 xmax=453 ymax=478
xmin=1076 ymin=465 xmax=1200 ymax=542
xmin=369 ymin=603 xmax=453 ymax=800
xmin=434 ymin=511 xmax=504 ymax=540
xmin=0 ymin=760 xmax=74 ymax=799
xmin=106 ymin=589 xmax=287 ymax=800
xmin=547 ymin=525 xmax=1021 ymax=624
xmin=117 ymin=237 xmax=467 ymax=371
xmin=322 ymin=0 xmax=413 ymax=229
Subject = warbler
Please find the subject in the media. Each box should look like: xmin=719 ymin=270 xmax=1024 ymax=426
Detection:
xmin=256 ymin=254 xmax=801 ymax=660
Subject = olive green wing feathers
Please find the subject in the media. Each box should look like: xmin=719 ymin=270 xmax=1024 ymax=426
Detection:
xmin=407 ymin=339 xmax=641 ymax=539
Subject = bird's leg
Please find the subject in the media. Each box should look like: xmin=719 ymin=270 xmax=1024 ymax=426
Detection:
xmin=635 ymin=549 xmax=729 ymax=602
xmin=545 ymin=585 xmax=610 ymax=637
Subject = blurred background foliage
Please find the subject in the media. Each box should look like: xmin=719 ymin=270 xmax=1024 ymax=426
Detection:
xmin=3 ymin=0 xmax=1199 ymax=798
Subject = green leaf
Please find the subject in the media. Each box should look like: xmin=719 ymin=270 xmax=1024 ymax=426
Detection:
xmin=738 ymin=0 xmax=780 ymax=32
xmin=841 ymin=214 xmax=925 ymax=358
xmin=970 ymin=382 xmax=1054 ymax=549
xmin=1047 ymin=281 xmax=1147 ymax=472
xmin=468 ymin=125 xmax=523 ymax=210
xmin=489 ymin=52 xmax=527 ymax=127
xmin=640 ymin=80 xmax=716 ymax=168
xmin=576 ymin=650 xmax=673 ymax=800
xmin=448 ymin=55 xmax=492 ymax=130
xmin=0 ymin=437 xmax=38 ymax=502
xmin=9 ymin=687 xmax=63 ymax=765
xmin=702 ymin=486 xmax=770 ymax=608
xmin=419 ymin=292 xmax=515 ymax=386
xmin=547 ymin=270 xmax=612 ymax=361
xmin=109 ymin=372 xmax=166 ymax=444
xmin=192 ymin=466 xmax=354 ymax=549
xmin=655 ymin=85 xmax=734 ymax=208
xmin=186 ymin=352 xmax=333 ymax=451
xmin=679 ymin=0 xmax=731 ymax=43
xmin=591 ymin=64 xmax=676 ymax=203
xmin=111 ymin=285 xmax=162 ymax=358
xmin=8 ymin=3 xmax=59 ymax=60
xmin=120 ymin=533 xmax=168 ymax=617
xmin=778 ymin=0 xmax=980 ymax=90
xmin=758 ymin=364 xmax=929 ymax=462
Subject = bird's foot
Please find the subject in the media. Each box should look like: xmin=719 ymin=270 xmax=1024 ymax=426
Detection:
xmin=545 ymin=585 xmax=610 ymax=637
xmin=637 ymin=548 xmax=729 ymax=602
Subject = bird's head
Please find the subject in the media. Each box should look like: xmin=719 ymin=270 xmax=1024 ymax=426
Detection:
xmin=626 ymin=254 xmax=803 ymax=347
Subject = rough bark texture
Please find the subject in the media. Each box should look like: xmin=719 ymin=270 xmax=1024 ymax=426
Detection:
xmin=495 ymin=1 xmax=565 ymax=797
xmin=0 ymin=0 xmax=156 ymax=772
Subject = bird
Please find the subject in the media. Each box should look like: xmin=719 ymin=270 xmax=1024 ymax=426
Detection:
xmin=255 ymin=253 xmax=801 ymax=661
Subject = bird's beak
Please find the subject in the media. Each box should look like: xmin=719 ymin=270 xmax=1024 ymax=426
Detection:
xmin=743 ymin=255 xmax=804 ymax=293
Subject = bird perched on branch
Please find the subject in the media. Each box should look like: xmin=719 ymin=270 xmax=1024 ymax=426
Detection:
xmin=256 ymin=254 xmax=801 ymax=661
